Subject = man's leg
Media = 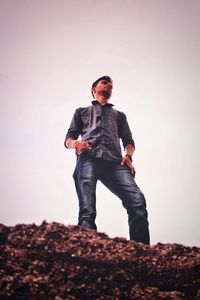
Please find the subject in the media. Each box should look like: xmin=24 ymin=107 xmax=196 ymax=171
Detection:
xmin=100 ymin=162 xmax=150 ymax=244
xmin=73 ymin=152 xmax=98 ymax=230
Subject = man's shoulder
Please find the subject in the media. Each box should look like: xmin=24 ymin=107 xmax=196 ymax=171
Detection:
xmin=113 ymin=108 xmax=126 ymax=118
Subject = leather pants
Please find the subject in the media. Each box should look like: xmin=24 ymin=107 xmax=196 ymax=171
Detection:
xmin=73 ymin=151 xmax=150 ymax=244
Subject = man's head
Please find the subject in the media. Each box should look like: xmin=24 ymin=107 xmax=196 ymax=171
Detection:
xmin=91 ymin=75 xmax=113 ymax=99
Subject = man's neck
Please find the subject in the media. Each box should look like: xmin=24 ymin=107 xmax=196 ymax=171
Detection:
xmin=95 ymin=95 xmax=109 ymax=106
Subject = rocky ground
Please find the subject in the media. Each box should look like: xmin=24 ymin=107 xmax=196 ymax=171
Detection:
xmin=0 ymin=221 xmax=199 ymax=299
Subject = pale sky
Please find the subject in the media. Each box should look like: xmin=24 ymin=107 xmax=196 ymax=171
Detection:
xmin=0 ymin=0 xmax=200 ymax=246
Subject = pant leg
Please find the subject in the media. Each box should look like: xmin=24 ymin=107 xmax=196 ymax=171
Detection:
xmin=99 ymin=162 xmax=150 ymax=244
xmin=73 ymin=152 xmax=98 ymax=230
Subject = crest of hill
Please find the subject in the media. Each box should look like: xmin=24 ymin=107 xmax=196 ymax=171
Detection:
xmin=0 ymin=221 xmax=199 ymax=299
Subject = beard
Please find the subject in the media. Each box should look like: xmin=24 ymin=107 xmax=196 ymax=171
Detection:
xmin=101 ymin=90 xmax=111 ymax=99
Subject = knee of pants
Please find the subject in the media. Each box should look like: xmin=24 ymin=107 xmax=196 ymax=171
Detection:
xmin=126 ymin=192 xmax=148 ymax=218
xmin=138 ymin=191 xmax=147 ymax=208
xmin=123 ymin=189 xmax=147 ymax=211
xmin=128 ymin=198 xmax=148 ymax=220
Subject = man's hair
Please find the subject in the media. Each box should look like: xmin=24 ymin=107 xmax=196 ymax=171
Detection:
xmin=91 ymin=75 xmax=113 ymax=98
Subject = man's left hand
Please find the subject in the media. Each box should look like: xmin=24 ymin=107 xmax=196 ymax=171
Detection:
xmin=121 ymin=155 xmax=136 ymax=175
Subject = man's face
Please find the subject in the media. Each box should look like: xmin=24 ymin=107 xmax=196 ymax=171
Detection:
xmin=92 ymin=80 xmax=113 ymax=99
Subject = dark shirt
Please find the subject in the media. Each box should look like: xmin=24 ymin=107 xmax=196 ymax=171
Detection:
xmin=65 ymin=100 xmax=135 ymax=162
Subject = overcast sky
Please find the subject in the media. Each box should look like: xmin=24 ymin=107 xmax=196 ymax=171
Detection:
xmin=0 ymin=0 xmax=200 ymax=246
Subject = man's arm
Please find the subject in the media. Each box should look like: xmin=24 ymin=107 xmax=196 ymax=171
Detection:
xmin=64 ymin=108 xmax=83 ymax=148
xmin=121 ymin=143 xmax=135 ymax=175
xmin=65 ymin=137 xmax=77 ymax=149
xmin=118 ymin=112 xmax=136 ymax=175
xmin=124 ymin=143 xmax=135 ymax=159
xmin=65 ymin=137 xmax=91 ymax=155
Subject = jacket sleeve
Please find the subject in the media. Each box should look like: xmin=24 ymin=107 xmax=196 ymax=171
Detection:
xmin=118 ymin=112 xmax=135 ymax=149
xmin=64 ymin=108 xmax=83 ymax=148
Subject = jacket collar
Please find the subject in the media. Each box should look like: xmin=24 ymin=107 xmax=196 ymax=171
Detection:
xmin=91 ymin=100 xmax=114 ymax=107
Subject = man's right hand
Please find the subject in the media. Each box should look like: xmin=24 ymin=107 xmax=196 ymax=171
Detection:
xmin=75 ymin=141 xmax=91 ymax=155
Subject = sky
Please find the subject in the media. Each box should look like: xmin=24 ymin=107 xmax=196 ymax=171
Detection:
xmin=0 ymin=0 xmax=200 ymax=246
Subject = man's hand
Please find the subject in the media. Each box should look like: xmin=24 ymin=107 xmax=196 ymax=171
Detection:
xmin=121 ymin=155 xmax=136 ymax=175
xmin=75 ymin=141 xmax=91 ymax=155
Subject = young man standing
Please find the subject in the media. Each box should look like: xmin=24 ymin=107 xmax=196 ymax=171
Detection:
xmin=64 ymin=76 xmax=150 ymax=244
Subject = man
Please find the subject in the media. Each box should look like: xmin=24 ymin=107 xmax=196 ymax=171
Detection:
xmin=64 ymin=75 xmax=150 ymax=244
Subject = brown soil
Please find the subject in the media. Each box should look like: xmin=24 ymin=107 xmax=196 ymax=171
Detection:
xmin=0 ymin=221 xmax=199 ymax=299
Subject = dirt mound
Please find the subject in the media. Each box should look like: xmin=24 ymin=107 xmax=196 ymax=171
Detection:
xmin=0 ymin=221 xmax=199 ymax=299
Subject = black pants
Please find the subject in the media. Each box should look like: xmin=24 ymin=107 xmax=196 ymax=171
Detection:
xmin=73 ymin=151 xmax=150 ymax=244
